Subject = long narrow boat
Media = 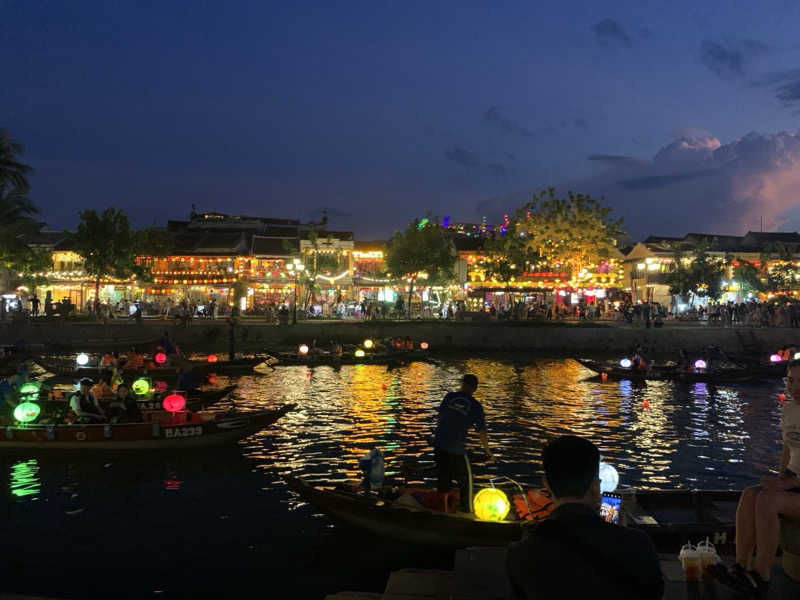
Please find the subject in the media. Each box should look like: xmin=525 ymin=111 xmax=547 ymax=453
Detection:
xmin=576 ymin=358 xmax=758 ymax=384
xmin=32 ymin=356 xmax=264 ymax=378
xmin=285 ymin=476 xmax=739 ymax=553
xmin=267 ymin=350 xmax=433 ymax=367
xmin=0 ymin=404 xmax=295 ymax=450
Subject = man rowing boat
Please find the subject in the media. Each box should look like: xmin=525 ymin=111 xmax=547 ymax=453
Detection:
xmin=432 ymin=373 xmax=493 ymax=513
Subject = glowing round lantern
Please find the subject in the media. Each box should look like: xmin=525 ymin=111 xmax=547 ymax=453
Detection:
xmin=14 ymin=401 xmax=40 ymax=423
xmin=154 ymin=380 xmax=168 ymax=393
xmin=599 ymin=461 xmax=619 ymax=493
xmin=298 ymin=344 xmax=309 ymax=355
xmin=363 ymin=339 xmax=374 ymax=349
xmin=19 ymin=382 xmax=40 ymax=396
xmin=132 ymin=378 xmax=150 ymax=395
xmin=794 ymin=352 xmax=800 ymax=360
xmin=770 ymin=353 xmax=783 ymax=363
xmin=694 ymin=359 xmax=707 ymax=370
xmin=619 ymin=358 xmax=632 ymax=369
xmin=473 ymin=487 xmax=510 ymax=521
xmin=207 ymin=354 xmax=218 ymax=363
xmin=420 ymin=342 xmax=429 ymax=350
xmin=76 ymin=353 xmax=89 ymax=366
xmin=162 ymin=393 xmax=186 ymax=413
xmin=154 ymin=352 xmax=167 ymax=365
xmin=355 ymin=349 xmax=366 ymax=358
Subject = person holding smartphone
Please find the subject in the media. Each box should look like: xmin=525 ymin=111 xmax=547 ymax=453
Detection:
xmin=506 ymin=435 xmax=663 ymax=599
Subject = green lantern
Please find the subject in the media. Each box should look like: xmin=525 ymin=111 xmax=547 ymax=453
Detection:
xmin=19 ymin=382 xmax=40 ymax=396
xmin=14 ymin=402 xmax=41 ymax=423
xmin=132 ymin=378 xmax=150 ymax=395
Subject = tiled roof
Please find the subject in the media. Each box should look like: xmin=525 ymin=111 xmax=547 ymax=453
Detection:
xmin=252 ymin=236 xmax=298 ymax=256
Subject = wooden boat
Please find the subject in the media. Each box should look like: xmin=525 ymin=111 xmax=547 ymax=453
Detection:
xmin=575 ymin=358 xmax=758 ymax=384
xmin=46 ymin=337 xmax=161 ymax=352
xmin=32 ymin=356 xmax=264 ymax=378
xmin=267 ymin=350 xmax=433 ymax=367
xmin=285 ymin=476 xmax=739 ymax=553
xmin=0 ymin=404 xmax=295 ymax=450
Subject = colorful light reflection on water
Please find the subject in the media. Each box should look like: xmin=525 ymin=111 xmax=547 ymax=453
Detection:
xmin=0 ymin=358 xmax=785 ymax=598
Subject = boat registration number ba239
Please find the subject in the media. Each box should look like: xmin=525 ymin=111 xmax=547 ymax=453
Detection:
xmin=164 ymin=426 xmax=203 ymax=438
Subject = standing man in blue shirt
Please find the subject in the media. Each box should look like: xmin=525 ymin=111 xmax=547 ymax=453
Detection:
xmin=433 ymin=373 xmax=493 ymax=513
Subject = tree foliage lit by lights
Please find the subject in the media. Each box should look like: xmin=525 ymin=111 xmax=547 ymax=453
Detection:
xmin=71 ymin=208 xmax=143 ymax=313
xmin=385 ymin=217 xmax=455 ymax=316
xmin=516 ymin=188 xmax=624 ymax=277
xmin=664 ymin=241 xmax=724 ymax=303
xmin=761 ymin=242 xmax=800 ymax=292
xmin=479 ymin=220 xmax=535 ymax=295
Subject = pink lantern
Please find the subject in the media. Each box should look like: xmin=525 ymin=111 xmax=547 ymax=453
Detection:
xmin=207 ymin=354 xmax=218 ymax=363
xmin=420 ymin=342 xmax=429 ymax=350
xmin=155 ymin=352 xmax=167 ymax=364
xmin=162 ymin=393 xmax=186 ymax=413
xmin=770 ymin=353 xmax=782 ymax=363
xmin=155 ymin=380 xmax=168 ymax=393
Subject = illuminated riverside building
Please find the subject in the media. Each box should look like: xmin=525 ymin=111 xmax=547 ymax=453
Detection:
xmin=622 ymin=231 xmax=800 ymax=307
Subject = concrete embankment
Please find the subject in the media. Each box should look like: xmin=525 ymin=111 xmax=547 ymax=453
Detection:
xmin=1 ymin=320 xmax=798 ymax=357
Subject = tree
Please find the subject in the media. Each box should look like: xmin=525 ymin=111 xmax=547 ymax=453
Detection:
xmin=479 ymin=221 xmax=534 ymax=298
xmin=516 ymin=188 xmax=624 ymax=278
xmin=12 ymin=247 xmax=53 ymax=291
xmin=71 ymin=208 xmax=141 ymax=313
xmin=732 ymin=260 xmax=766 ymax=296
xmin=385 ymin=218 xmax=455 ymax=317
xmin=0 ymin=130 xmax=31 ymax=194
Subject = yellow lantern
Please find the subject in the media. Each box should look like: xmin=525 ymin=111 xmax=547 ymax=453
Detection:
xmin=363 ymin=339 xmax=374 ymax=349
xmin=354 ymin=349 xmax=365 ymax=358
xmin=473 ymin=487 xmax=510 ymax=521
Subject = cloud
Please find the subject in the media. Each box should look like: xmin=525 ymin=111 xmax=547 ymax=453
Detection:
xmin=444 ymin=146 xmax=480 ymax=167
xmin=699 ymin=38 xmax=769 ymax=79
xmin=476 ymin=131 xmax=800 ymax=238
xmin=483 ymin=106 xmax=534 ymax=138
xmin=753 ymin=68 xmax=800 ymax=111
xmin=591 ymin=19 xmax=632 ymax=48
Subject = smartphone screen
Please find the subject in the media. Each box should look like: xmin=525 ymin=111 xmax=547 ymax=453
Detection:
xmin=600 ymin=493 xmax=622 ymax=524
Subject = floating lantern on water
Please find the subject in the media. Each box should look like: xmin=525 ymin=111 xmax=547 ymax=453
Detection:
xmin=363 ymin=339 xmax=374 ymax=349
xmin=76 ymin=353 xmax=89 ymax=366
xmin=779 ymin=393 xmax=786 ymax=402
xmin=600 ymin=372 xmax=608 ymax=382
xmin=14 ymin=401 xmax=40 ymax=423
xmin=473 ymin=487 xmax=510 ymax=521
xmin=162 ymin=393 xmax=186 ymax=413
xmin=619 ymin=358 xmax=632 ymax=369
xmin=642 ymin=400 xmax=650 ymax=409
xmin=770 ymin=353 xmax=783 ymax=363
xmin=599 ymin=461 xmax=619 ymax=493
xmin=154 ymin=352 xmax=167 ymax=365
xmin=132 ymin=378 xmax=150 ymax=395
xmin=355 ymin=349 xmax=366 ymax=358
xmin=420 ymin=342 xmax=429 ymax=350
xmin=298 ymin=344 xmax=309 ymax=355
xmin=382 ymin=383 xmax=387 ymax=390
xmin=207 ymin=354 xmax=218 ymax=363
xmin=694 ymin=359 xmax=707 ymax=370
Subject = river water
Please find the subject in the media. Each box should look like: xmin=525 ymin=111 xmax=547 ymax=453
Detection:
xmin=0 ymin=358 xmax=785 ymax=598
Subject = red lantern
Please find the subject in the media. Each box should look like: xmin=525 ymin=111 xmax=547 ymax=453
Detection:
xmin=207 ymin=354 xmax=218 ymax=363
xmin=779 ymin=393 xmax=786 ymax=402
xmin=420 ymin=342 xmax=429 ymax=350
xmin=155 ymin=352 xmax=167 ymax=364
xmin=163 ymin=393 xmax=186 ymax=413
xmin=155 ymin=380 xmax=168 ymax=393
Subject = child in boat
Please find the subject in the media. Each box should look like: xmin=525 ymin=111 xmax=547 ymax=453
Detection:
xmin=716 ymin=359 xmax=800 ymax=595
xmin=107 ymin=383 xmax=142 ymax=423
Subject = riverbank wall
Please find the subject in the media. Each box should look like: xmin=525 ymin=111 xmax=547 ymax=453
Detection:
xmin=1 ymin=320 xmax=798 ymax=358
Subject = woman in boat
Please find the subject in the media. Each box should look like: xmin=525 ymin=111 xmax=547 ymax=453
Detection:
xmin=107 ymin=383 xmax=142 ymax=423
xmin=721 ymin=360 xmax=800 ymax=595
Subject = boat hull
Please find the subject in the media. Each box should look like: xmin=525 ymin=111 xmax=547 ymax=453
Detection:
xmin=33 ymin=357 xmax=264 ymax=379
xmin=0 ymin=404 xmax=294 ymax=451
xmin=576 ymin=358 xmax=757 ymax=384
xmin=269 ymin=350 xmax=433 ymax=367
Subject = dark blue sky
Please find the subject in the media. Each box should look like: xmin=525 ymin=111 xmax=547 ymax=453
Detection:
xmin=4 ymin=1 xmax=800 ymax=238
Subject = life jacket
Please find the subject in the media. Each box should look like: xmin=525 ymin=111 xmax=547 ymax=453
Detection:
xmin=101 ymin=354 xmax=114 ymax=366
xmin=513 ymin=488 xmax=555 ymax=521
xmin=133 ymin=354 xmax=144 ymax=368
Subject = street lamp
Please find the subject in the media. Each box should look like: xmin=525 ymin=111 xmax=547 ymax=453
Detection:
xmin=286 ymin=259 xmax=305 ymax=325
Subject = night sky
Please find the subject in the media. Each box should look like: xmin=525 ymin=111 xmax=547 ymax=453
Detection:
xmin=5 ymin=1 xmax=800 ymax=239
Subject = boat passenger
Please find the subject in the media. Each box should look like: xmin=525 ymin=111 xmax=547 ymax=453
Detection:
xmin=101 ymin=352 xmax=114 ymax=367
xmin=506 ymin=435 xmax=663 ymax=599
xmin=70 ymin=378 xmax=105 ymax=424
xmin=91 ymin=373 xmax=114 ymax=399
xmin=404 ymin=337 xmax=413 ymax=351
xmin=127 ymin=347 xmax=144 ymax=369
xmin=384 ymin=338 xmax=394 ymax=353
xmin=716 ymin=359 xmax=800 ymax=596
xmin=107 ymin=383 xmax=142 ymax=423
xmin=432 ymin=373 xmax=493 ymax=513
xmin=632 ymin=346 xmax=648 ymax=370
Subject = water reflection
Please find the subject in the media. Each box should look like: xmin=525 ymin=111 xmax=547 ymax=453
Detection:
xmin=10 ymin=458 xmax=40 ymax=500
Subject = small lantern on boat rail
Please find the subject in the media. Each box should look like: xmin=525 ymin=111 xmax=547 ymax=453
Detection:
xmin=76 ymin=353 xmax=89 ymax=367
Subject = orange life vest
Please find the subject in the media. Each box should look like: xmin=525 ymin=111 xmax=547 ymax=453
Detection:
xmin=513 ymin=489 xmax=555 ymax=521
